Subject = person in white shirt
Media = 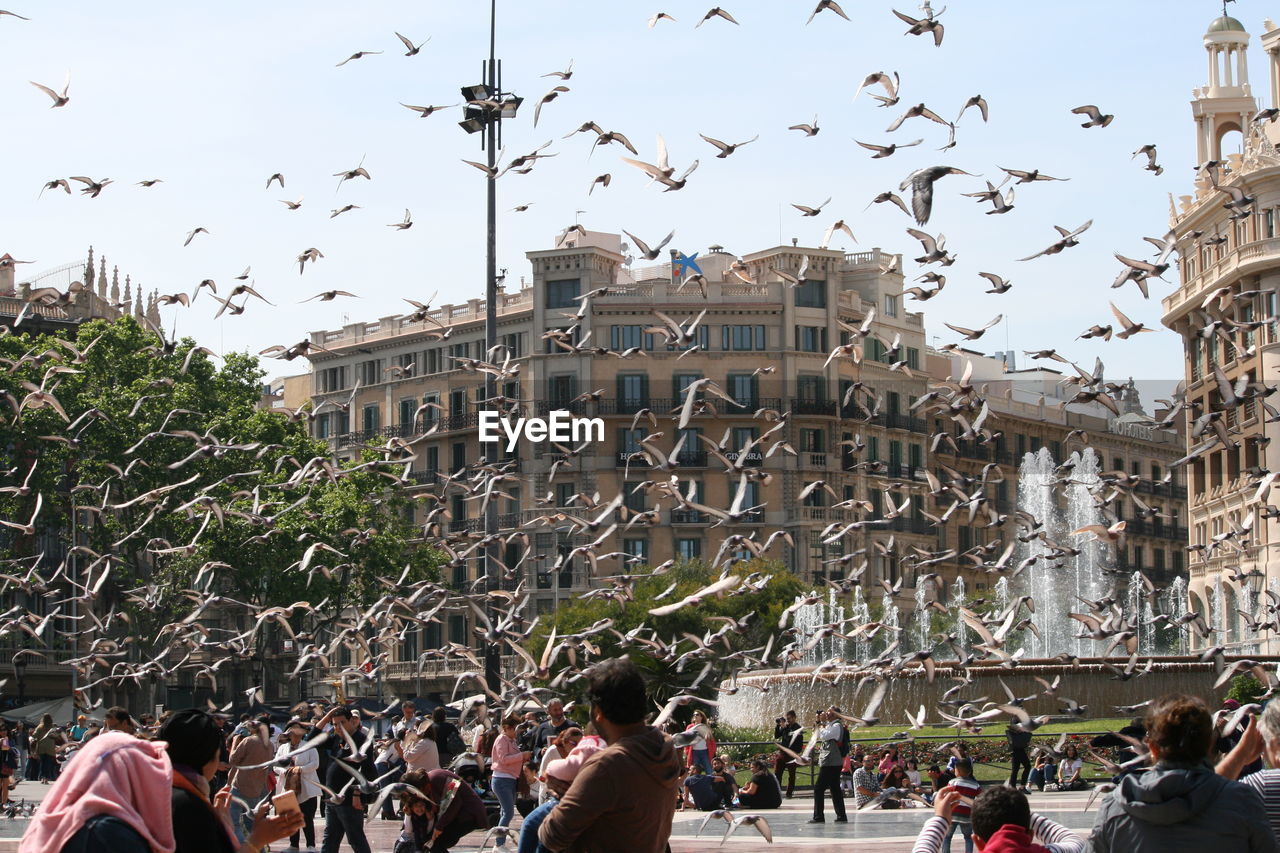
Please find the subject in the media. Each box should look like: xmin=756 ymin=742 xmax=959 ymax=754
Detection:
xmin=273 ymin=721 xmax=321 ymax=852
xmin=1057 ymin=745 xmax=1085 ymax=791
xmin=402 ymin=719 xmax=440 ymax=773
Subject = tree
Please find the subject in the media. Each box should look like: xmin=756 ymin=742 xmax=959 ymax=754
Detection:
xmin=0 ymin=316 xmax=441 ymax=707
xmin=527 ymin=559 xmax=805 ymax=719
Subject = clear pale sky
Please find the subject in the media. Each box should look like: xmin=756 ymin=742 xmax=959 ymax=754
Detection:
xmin=0 ymin=1 xmax=1260 ymax=390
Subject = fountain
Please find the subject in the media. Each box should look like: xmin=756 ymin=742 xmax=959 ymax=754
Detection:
xmin=914 ymin=583 xmax=930 ymax=652
xmin=1014 ymin=447 xmax=1107 ymax=657
xmin=715 ymin=449 xmax=1271 ymax=729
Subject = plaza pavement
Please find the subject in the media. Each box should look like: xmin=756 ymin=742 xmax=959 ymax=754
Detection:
xmin=0 ymin=776 xmax=1101 ymax=852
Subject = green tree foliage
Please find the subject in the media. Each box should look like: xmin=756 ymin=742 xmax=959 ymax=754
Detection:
xmin=528 ymin=559 xmax=805 ymax=716
xmin=0 ymin=317 xmax=440 ymax=689
xmin=1226 ymin=673 xmax=1264 ymax=705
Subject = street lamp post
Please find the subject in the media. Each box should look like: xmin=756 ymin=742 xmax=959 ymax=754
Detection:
xmin=14 ymin=655 xmax=28 ymax=707
xmin=459 ymin=0 xmax=520 ymax=697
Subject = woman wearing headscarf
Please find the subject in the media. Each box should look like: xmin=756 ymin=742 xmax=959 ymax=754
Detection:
xmin=19 ymin=730 xmax=174 ymax=853
xmin=159 ymin=708 xmax=302 ymax=853
xmin=272 ymin=721 xmax=320 ymax=852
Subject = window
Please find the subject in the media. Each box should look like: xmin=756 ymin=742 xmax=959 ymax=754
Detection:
xmin=447 ymin=342 xmax=470 ymax=365
xmin=867 ymin=338 xmax=886 ymax=362
xmin=889 ymin=440 xmax=903 ymax=467
xmin=867 ymin=436 xmax=879 ymax=461
xmin=676 ymin=538 xmax=702 ymax=560
xmin=1266 ymin=209 xmax=1276 ymax=238
xmin=666 ymin=325 xmax=709 ymax=352
xmin=616 ymin=374 xmax=649 ymax=410
xmin=673 ymin=373 xmax=703 ymax=398
xmin=618 ymin=428 xmax=646 ymax=455
xmin=452 ymin=441 xmax=466 ymax=471
xmin=885 ymin=294 xmax=898 ymax=317
xmin=796 ymin=375 xmax=826 ymax=402
xmin=723 ymin=324 xmax=766 ymax=351
xmin=548 ymin=375 xmax=578 ymax=407
xmin=555 ymin=482 xmax=574 ymax=507
xmin=906 ymin=347 xmax=920 ymax=370
xmin=500 ymin=332 xmax=525 ymax=359
xmin=425 ymin=348 xmax=443 ymax=374
xmin=623 ymin=482 xmax=647 ymax=513
xmin=796 ymin=325 xmax=826 ymax=352
xmin=909 ymin=443 xmax=923 ymax=468
xmin=394 ymin=352 xmax=417 ymax=374
xmin=399 ymin=397 xmax=416 ymax=428
xmin=546 ymin=278 xmax=579 ymax=308
xmin=623 ymin=538 xmax=649 ymax=564
xmin=886 ymin=391 xmax=901 ymax=415
xmin=425 ymin=445 xmax=439 ymax=473
xmin=1154 ymin=549 xmax=1166 ymax=572
xmin=801 ymin=428 xmax=825 ymax=453
xmin=362 ymin=404 xmax=380 ymax=433
xmin=318 ymin=366 xmax=347 ymax=393
xmin=611 ymin=325 xmax=653 ymax=351
xmin=450 ymin=388 xmax=467 ymax=416
xmin=794 ymin=278 xmax=827 ymax=308
xmin=336 ymin=410 xmax=349 ymax=435
xmin=315 ymin=412 xmax=331 ymax=439
xmin=448 ymin=614 xmax=466 ymax=643
xmin=357 ymin=359 xmax=382 ymax=386
xmin=727 ymin=373 xmax=759 ymax=408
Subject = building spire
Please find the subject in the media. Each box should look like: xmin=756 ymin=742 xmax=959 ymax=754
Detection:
xmin=85 ymin=246 xmax=96 ymax=293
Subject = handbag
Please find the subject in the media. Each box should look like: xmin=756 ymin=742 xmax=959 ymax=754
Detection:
xmin=284 ymin=765 xmax=303 ymax=793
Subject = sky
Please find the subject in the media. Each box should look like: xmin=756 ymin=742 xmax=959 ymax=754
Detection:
xmin=0 ymin=1 xmax=1264 ymax=396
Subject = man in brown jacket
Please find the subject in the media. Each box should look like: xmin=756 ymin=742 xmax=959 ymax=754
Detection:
xmin=539 ymin=658 xmax=681 ymax=853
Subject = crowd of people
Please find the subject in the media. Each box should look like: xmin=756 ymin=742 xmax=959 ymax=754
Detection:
xmin=19 ymin=679 xmax=1280 ymax=853
xmin=18 ymin=658 xmax=689 ymax=853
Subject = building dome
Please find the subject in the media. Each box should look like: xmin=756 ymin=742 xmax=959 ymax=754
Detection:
xmin=1207 ymin=15 xmax=1246 ymax=34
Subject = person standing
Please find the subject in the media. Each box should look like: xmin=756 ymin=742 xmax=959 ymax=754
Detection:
xmin=531 ymin=699 xmax=572 ymax=765
xmin=491 ymin=715 xmax=530 ymax=847
xmin=274 ymin=721 xmax=321 ymax=853
xmin=773 ymin=710 xmax=803 ymax=798
xmin=431 ymin=707 xmax=461 ymax=770
xmin=682 ymin=710 xmax=715 ymax=775
xmin=69 ymin=715 xmax=90 ymax=743
xmin=538 ymin=658 xmax=682 ymax=853
xmin=940 ymin=758 xmax=981 ymax=853
xmin=11 ymin=722 xmax=27 ymax=784
xmin=809 ymin=708 xmax=847 ymax=824
xmin=316 ymin=705 xmax=377 ymax=853
xmin=1007 ymin=724 xmax=1033 ymax=791
xmin=227 ymin=718 xmax=274 ymax=843
xmin=403 ymin=719 xmax=441 ymax=774
xmin=31 ymin=714 xmax=61 ymax=783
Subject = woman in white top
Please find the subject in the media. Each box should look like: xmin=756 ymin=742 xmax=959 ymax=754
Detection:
xmin=403 ymin=719 xmax=440 ymax=772
xmin=1057 ymin=744 xmax=1085 ymax=790
xmin=536 ymin=726 xmax=584 ymax=804
xmin=273 ymin=721 xmax=321 ymax=851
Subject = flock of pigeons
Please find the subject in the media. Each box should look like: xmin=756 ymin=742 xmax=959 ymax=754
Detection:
xmin=0 ymin=3 xmax=1277 ymax=841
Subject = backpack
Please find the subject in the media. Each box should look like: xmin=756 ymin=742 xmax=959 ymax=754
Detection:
xmin=836 ymin=724 xmax=850 ymax=758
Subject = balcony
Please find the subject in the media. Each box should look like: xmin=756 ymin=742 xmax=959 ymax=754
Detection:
xmin=407 ymin=468 xmax=438 ymax=485
xmin=616 ymin=450 xmax=649 ymax=467
xmin=888 ymin=516 xmax=935 ymax=535
xmin=803 ymin=452 xmax=828 ymax=468
xmin=882 ymin=412 xmax=927 ymax=432
xmin=874 ymin=464 xmax=929 ymax=482
xmin=536 ymin=400 xmax=588 ymax=416
xmin=723 ymin=448 xmax=763 ymax=467
xmin=790 ymin=398 xmax=836 ymax=416
xmin=671 ymin=509 xmax=708 ymax=524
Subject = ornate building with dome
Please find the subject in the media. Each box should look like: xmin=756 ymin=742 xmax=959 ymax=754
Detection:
xmin=1163 ymin=14 xmax=1280 ymax=653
